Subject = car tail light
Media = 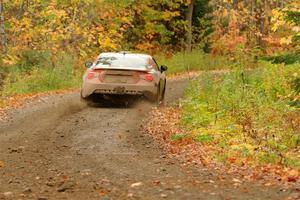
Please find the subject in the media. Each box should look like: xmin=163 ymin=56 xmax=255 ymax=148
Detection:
xmin=140 ymin=72 xmax=154 ymax=82
xmin=144 ymin=74 xmax=154 ymax=81
xmin=87 ymin=70 xmax=102 ymax=80
xmin=87 ymin=71 xmax=96 ymax=79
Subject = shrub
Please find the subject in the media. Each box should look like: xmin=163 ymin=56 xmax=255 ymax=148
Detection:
xmin=0 ymin=62 xmax=9 ymax=90
xmin=15 ymin=50 xmax=52 ymax=73
xmin=262 ymin=51 xmax=300 ymax=65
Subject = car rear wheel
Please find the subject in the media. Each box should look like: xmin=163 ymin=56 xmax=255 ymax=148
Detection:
xmin=155 ymin=85 xmax=165 ymax=107
xmin=80 ymin=90 xmax=88 ymax=102
xmin=160 ymin=85 xmax=166 ymax=106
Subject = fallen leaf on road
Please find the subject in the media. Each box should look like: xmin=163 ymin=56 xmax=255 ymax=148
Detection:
xmin=264 ymin=182 xmax=273 ymax=186
xmin=153 ymin=180 xmax=161 ymax=185
xmin=3 ymin=192 xmax=13 ymax=197
xmin=287 ymin=176 xmax=297 ymax=183
xmin=232 ymin=178 xmax=242 ymax=183
xmin=97 ymin=189 xmax=107 ymax=197
xmin=127 ymin=193 xmax=133 ymax=197
xmin=131 ymin=182 xmax=143 ymax=187
xmin=0 ymin=161 xmax=5 ymax=168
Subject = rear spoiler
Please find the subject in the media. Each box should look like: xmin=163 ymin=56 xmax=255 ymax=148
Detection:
xmin=93 ymin=66 xmax=150 ymax=72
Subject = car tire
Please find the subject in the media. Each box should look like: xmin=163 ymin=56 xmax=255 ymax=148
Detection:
xmin=160 ymin=85 xmax=166 ymax=107
xmin=80 ymin=91 xmax=91 ymax=106
xmin=80 ymin=90 xmax=87 ymax=102
xmin=155 ymin=85 xmax=165 ymax=107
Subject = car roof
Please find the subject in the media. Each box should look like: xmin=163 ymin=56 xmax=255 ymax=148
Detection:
xmin=98 ymin=52 xmax=152 ymax=59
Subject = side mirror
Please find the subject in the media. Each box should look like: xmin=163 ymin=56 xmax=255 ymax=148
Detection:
xmin=85 ymin=61 xmax=93 ymax=68
xmin=160 ymin=65 xmax=168 ymax=72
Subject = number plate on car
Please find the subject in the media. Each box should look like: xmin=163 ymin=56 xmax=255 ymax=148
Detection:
xmin=114 ymin=87 xmax=125 ymax=94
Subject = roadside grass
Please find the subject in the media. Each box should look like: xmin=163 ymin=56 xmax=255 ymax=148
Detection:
xmin=180 ymin=61 xmax=300 ymax=168
xmin=0 ymin=51 xmax=83 ymax=106
xmin=2 ymin=66 xmax=82 ymax=96
xmin=156 ymin=50 xmax=234 ymax=74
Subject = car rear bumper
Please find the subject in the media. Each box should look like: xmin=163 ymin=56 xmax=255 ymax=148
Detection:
xmin=81 ymin=82 xmax=157 ymax=99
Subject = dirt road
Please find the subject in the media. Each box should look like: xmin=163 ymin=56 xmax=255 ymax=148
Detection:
xmin=0 ymin=78 xmax=293 ymax=200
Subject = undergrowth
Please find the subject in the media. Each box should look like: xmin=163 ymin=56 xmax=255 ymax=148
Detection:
xmin=0 ymin=50 xmax=82 ymax=98
xmin=181 ymin=61 xmax=300 ymax=168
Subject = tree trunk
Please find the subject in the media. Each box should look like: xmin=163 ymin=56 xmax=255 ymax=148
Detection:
xmin=233 ymin=0 xmax=238 ymax=9
xmin=186 ymin=0 xmax=194 ymax=53
xmin=0 ymin=0 xmax=7 ymax=54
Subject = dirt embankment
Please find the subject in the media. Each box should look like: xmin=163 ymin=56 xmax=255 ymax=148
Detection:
xmin=0 ymin=77 xmax=297 ymax=200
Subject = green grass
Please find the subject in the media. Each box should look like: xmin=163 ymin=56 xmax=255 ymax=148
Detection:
xmin=171 ymin=133 xmax=188 ymax=141
xmin=1 ymin=51 xmax=83 ymax=97
xmin=181 ymin=61 xmax=300 ymax=168
xmin=194 ymin=134 xmax=214 ymax=143
xmin=2 ymin=67 xmax=82 ymax=95
xmin=156 ymin=50 xmax=234 ymax=74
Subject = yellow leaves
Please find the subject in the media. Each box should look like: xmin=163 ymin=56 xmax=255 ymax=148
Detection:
xmin=79 ymin=49 xmax=88 ymax=58
xmin=221 ymin=8 xmax=229 ymax=18
xmin=2 ymin=55 xmax=18 ymax=65
xmin=98 ymin=33 xmax=120 ymax=51
xmin=271 ymin=4 xmax=300 ymax=46
xmin=3 ymin=0 xmax=187 ymax=56
xmin=40 ymin=8 xmax=68 ymax=28
xmin=162 ymin=11 xmax=181 ymax=21
xmin=292 ymin=26 xmax=300 ymax=33
xmin=280 ymin=36 xmax=293 ymax=45
xmin=20 ymin=17 xmax=32 ymax=30
xmin=120 ymin=16 xmax=132 ymax=25
xmin=271 ymin=9 xmax=285 ymax=32
xmin=292 ymin=73 xmax=298 ymax=78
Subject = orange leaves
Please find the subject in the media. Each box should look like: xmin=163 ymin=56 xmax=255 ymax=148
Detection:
xmin=135 ymin=42 xmax=158 ymax=54
xmin=210 ymin=0 xmax=299 ymax=55
xmin=144 ymin=106 xmax=210 ymax=166
xmin=97 ymin=189 xmax=108 ymax=197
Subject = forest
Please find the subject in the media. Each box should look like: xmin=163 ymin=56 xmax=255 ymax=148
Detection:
xmin=0 ymin=0 xmax=299 ymax=169
xmin=0 ymin=1 xmax=299 ymax=75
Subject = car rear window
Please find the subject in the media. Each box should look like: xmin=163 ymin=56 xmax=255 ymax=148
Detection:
xmin=95 ymin=55 xmax=148 ymax=68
